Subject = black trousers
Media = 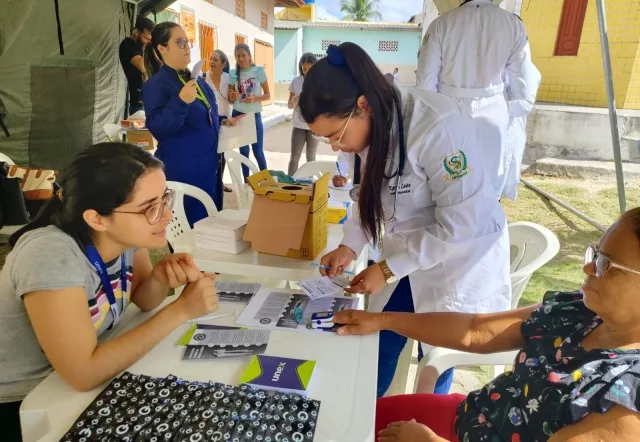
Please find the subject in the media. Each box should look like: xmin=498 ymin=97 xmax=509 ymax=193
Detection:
xmin=0 ymin=401 xmax=22 ymax=442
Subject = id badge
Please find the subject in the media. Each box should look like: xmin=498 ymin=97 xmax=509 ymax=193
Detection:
xmin=207 ymin=109 xmax=213 ymax=127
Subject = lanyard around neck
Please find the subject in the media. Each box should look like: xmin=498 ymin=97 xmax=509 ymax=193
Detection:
xmin=177 ymin=74 xmax=212 ymax=109
xmin=85 ymin=246 xmax=128 ymax=326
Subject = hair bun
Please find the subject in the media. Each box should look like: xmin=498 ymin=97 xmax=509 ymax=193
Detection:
xmin=326 ymin=45 xmax=347 ymax=67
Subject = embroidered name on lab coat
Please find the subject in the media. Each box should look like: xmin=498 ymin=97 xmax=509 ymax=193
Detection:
xmin=443 ymin=150 xmax=472 ymax=182
xmin=388 ymin=182 xmax=412 ymax=195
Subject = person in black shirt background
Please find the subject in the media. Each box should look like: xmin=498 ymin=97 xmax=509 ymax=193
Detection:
xmin=119 ymin=16 xmax=155 ymax=115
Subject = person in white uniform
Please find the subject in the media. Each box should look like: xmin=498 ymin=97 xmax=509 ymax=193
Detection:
xmin=501 ymin=62 xmax=541 ymax=200
xmin=299 ymin=42 xmax=511 ymax=398
xmin=417 ymin=0 xmax=534 ymax=197
xmin=205 ymin=49 xmax=235 ymax=194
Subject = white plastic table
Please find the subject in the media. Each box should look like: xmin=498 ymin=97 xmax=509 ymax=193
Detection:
xmin=20 ymin=297 xmax=378 ymax=442
xmin=177 ymin=210 xmax=367 ymax=282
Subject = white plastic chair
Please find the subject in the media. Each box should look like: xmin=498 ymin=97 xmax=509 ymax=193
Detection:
xmin=104 ymin=124 xmax=123 ymax=142
xmin=166 ymin=181 xmax=287 ymax=289
xmin=508 ymin=222 xmax=561 ymax=309
xmin=166 ymin=181 xmax=218 ymax=252
xmin=386 ymin=222 xmax=560 ymax=396
xmin=224 ymin=150 xmax=259 ymax=210
xmin=0 ymin=152 xmax=15 ymax=165
xmin=292 ymin=161 xmax=337 ymax=181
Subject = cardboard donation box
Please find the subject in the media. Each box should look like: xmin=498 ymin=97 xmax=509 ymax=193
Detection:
xmin=243 ymin=170 xmax=329 ymax=260
xmin=126 ymin=130 xmax=155 ymax=150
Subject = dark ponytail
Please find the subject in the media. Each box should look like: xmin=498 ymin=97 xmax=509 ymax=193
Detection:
xmin=9 ymin=143 xmax=163 ymax=248
xmin=298 ymin=42 xmax=400 ymax=245
xmin=143 ymin=21 xmax=180 ymax=79
xmin=298 ymin=52 xmax=317 ymax=76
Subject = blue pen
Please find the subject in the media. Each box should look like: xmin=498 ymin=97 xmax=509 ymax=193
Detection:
xmin=311 ymin=261 xmax=355 ymax=276
xmin=336 ymin=161 xmax=343 ymax=177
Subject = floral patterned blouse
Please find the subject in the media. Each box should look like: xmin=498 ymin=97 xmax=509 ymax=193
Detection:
xmin=454 ymin=290 xmax=640 ymax=442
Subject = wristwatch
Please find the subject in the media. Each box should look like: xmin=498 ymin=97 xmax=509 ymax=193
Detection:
xmin=378 ymin=260 xmax=398 ymax=284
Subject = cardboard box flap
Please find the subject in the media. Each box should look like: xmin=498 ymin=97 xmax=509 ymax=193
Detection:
xmin=243 ymin=196 xmax=310 ymax=255
xmin=309 ymin=173 xmax=330 ymax=212
xmin=247 ymin=170 xmax=315 ymax=205
xmin=247 ymin=170 xmax=276 ymax=191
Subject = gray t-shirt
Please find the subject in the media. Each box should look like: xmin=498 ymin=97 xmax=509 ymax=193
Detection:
xmin=0 ymin=226 xmax=135 ymax=403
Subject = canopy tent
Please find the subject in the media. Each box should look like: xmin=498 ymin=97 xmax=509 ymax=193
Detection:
xmin=0 ymin=0 xmax=172 ymax=170
xmin=0 ymin=0 xmax=303 ymax=172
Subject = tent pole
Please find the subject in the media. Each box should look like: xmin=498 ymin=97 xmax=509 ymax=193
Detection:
xmin=596 ymin=0 xmax=626 ymax=214
xmin=521 ymin=178 xmax=607 ymax=232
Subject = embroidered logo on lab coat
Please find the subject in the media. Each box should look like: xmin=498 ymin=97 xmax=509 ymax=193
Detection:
xmin=422 ymin=33 xmax=429 ymax=46
xmin=443 ymin=150 xmax=472 ymax=182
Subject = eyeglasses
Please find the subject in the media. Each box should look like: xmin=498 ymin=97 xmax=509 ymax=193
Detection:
xmin=175 ymin=38 xmax=193 ymax=49
xmin=113 ymin=189 xmax=175 ymax=225
xmin=312 ymin=107 xmax=355 ymax=148
xmin=584 ymin=243 xmax=640 ymax=278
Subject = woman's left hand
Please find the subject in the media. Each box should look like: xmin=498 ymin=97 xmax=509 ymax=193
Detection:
xmin=345 ymin=264 xmax=386 ymax=295
xmin=378 ymin=420 xmax=445 ymax=442
xmin=151 ymin=253 xmax=203 ymax=288
xmin=222 ymin=118 xmax=236 ymax=126
xmin=244 ymin=95 xmax=257 ymax=104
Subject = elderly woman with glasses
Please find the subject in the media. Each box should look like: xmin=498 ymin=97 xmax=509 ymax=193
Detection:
xmin=333 ymin=207 xmax=640 ymax=442
xmin=0 ymin=144 xmax=220 ymax=441
xmin=142 ymin=22 xmax=236 ymax=225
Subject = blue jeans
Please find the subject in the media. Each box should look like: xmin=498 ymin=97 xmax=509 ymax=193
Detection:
xmin=378 ymin=277 xmax=454 ymax=397
xmin=232 ymin=110 xmax=266 ymax=178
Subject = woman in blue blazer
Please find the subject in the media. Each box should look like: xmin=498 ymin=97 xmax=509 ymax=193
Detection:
xmin=142 ymin=22 xmax=235 ymax=226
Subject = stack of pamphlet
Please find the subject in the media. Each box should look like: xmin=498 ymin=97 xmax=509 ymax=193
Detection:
xmin=193 ymin=210 xmax=250 ymax=254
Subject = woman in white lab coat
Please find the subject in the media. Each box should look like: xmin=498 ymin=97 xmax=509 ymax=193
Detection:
xmin=299 ymin=42 xmax=511 ymax=398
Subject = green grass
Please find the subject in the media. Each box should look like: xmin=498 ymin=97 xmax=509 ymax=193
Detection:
xmin=503 ymin=177 xmax=640 ymax=306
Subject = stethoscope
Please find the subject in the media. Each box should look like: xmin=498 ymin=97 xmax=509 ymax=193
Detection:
xmin=349 ymin=103 xmax=406 ymax=223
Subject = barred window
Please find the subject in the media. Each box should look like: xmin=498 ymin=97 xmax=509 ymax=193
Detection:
xmin=314 ymin=53 xmax=325 ymax=59
xmin=321 ymin=40 xmax=340 ymax=50
xmin=235 ymin=0 xmax=245 ymax=19
xmin=379 ymin=40 xmax=398 ymax=52
xmin=261 ymin=12 xmax=268 ymax=30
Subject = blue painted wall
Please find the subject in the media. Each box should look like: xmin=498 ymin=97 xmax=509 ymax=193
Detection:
xmin=275 ymin=29 xmax=298 ymax=83
xmin=301 ymin=28 xmax=420 ymax=65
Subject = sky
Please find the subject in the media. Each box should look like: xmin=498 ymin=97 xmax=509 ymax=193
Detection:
xmin=313 ymin=0 xmax=423 ymax=23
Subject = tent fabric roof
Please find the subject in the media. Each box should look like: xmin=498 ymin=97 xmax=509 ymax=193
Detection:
xmin=275 ymin=19 xmax=421 ymax=31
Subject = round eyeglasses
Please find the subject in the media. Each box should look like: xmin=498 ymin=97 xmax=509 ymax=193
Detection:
xmin=584 ymin=243 xmax=640 ymax=278
xmin=113 ymin=189 xmax=175 ymax=225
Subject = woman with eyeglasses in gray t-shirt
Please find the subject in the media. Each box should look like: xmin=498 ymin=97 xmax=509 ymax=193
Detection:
xmin=0 ymin=143 xmax=219 ymax=441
